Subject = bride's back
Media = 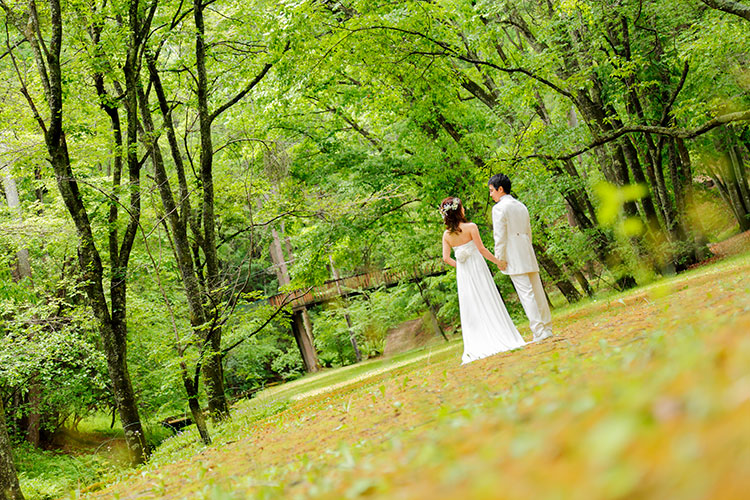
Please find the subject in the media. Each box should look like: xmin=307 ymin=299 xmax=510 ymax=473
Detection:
xmin=444 ymin=222 xmax=475 ymax=247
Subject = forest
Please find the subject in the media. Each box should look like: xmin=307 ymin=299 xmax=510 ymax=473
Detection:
xmin=1 ymin=0 xmax=750 ymax=498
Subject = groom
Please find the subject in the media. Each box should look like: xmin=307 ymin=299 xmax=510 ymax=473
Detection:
xmin=489 ymin=174 xmax=553 ymax=342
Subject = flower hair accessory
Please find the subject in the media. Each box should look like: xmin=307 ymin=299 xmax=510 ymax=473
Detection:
xmin=439 ymin=198 xmax=460 ymax=218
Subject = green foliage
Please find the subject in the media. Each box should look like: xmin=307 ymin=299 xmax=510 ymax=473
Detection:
xmin=15 ymin=442 xmax=116 ymax=500
xmin=224 ymin=324 xmax=305 ymax=396
xmin=2 ymin=0 xmax=749 ymax=496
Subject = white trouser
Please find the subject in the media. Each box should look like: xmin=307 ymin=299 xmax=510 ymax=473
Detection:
xmin=510 ymin=272 xmax=552 ymax=339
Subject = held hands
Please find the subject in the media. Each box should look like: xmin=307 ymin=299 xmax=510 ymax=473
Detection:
xmin=496 ymin=259 xmax=508 ymax=271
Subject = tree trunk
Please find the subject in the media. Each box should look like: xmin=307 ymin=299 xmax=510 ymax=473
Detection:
xmin=729 ymin=145 xmax=750 ymax=213
xmin=711 ymin=171 xmax=749 ymax=231
xmin=194 ymin=0 xmax=230 ymax=420
xmin=1 ymin=175 xmax=32 ymax=281
xmin=0 ymin=397 xmax=24 ymax=500
xmin=271 ymin=227 xmax=291 ymax=286
xmin=0 ymin=174 xmax=40 ymax=446
xmin=136 ymin=81 xmax=224 ymax=434
xmin=291 ymin=309 xmax=321 ymax=372
xmin=26 ymin=383 xmax=41 ymax=448
xmin=329 ymin=256 xmax=362 ymax=361
xmin=38 ymin=0 xmax=147 ymax=464
xmin=667 ymin=139 xmax=689 ymax=241
xmin=201 ymin=332 xmax=229 ymax=421
xmin=533 ymin=243 xmax=582 ymax=304
xmin=617 ymin=131 xmax=662 ymax=231
xmin=182 ymin=370 xmax=211 ymax=445
xmin=676 ymin=139 xmax=711 ymax=261
xmin=573 ymin=269 xmax=594 ymax=297
xmin=711 ymin=139 xmax=750 ymax=231
xmin=416 ymin=280 xmax=448 ymax=341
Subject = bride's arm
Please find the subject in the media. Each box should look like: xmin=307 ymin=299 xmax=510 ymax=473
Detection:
xmin=442 ymin=233 xmax=456 ymax=268
xmin=471 ymin=224 xmax=506 ymax=269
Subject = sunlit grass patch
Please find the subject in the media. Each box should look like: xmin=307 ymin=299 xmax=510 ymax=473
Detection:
xmin=255 ymin=340 xmax=460 ymax=403
xmin=78 ymin=250 xmax=750 ymax=499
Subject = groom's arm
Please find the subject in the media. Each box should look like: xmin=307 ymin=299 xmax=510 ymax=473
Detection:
xmin=492 ymin=204 xmax=508 ymax=263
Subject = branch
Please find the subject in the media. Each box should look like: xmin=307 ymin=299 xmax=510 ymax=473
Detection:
xmin=213 ymin=137 xmax=273 ymax=155
xmin=0 ymin=37 xmax=25 ymax=60
xmin=453 ymin=54 xmax=574 ymax=99
xmin=330 ymin=25 xmax=574 ymax=99
xmin=209 ymin=60 xmax=275 ymax=123
xmin=659 ymin=60 xmax=690 ymax=126
xmin=309 ymin=98 xmax=382 ymax=150
xmin=138 ymin=0 xmax=160 ymax=45
xmin=519 ymin=109 xmax=750 ymax=162
xmin=699 ymin=0 xmax=750 ymax=22
xmin=220 ymin=288 xmax=313 ymax=357
xmin=5 ymin=24 xmax=47 ymax=134
xmin=363 ymin=199 xmax=419 ymax=229
xmin=217 ymin=210 xmax=309 ymax=248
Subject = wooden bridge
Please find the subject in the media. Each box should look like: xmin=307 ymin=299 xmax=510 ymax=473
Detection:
xmin=267 ymin=259 xmax=447 ymax=373
xmin=267 ymin=259 xmax=446 ymax=311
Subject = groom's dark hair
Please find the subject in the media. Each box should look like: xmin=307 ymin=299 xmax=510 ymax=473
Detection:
xmin=488 ymin=174 xmax=511 ymax=194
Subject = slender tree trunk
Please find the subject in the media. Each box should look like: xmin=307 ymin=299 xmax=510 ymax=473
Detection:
xmin=711 ymin=137 xmax=750 ymax=231
xmin=0 ymin=397 xmax=24 ymax=500
xmin=265 ymin=220 xmax=322 ymax=367
xmin=270 ymin=227 xmax=291 ymax=286
xmin=710 ymin=170 xmax=748 ymax=231
xmin=666 ymin=139 xmax=688 ymax=239
xmin=0 ymin=174 xmax=41 ymax=446
xmin=676 ymin=139 xmax=711 ymax=260
xmin=533 ymin=243 xmax=582 ymax=304
xmin=572 ymin=269 xmax=594 ymax=297
xmin=37 ymin=0 xmax=147 ymax=464
xmin=182 ymin=369 xmax=211 ymax=445
xmin=194 ymin=0 xmax=229 ymax=420
xmin=1 ymin=175 xmax=32 ymax=281
xmin=291 ymin=309 xmax=321 ymax=372
xmin=329 ymin=257 xmax=363 ymax=360
xmin=726 ymin=149 xmax=750 ymax=230
xmin=26 ymin=384 xmax=41 ymax=448
xmin=416 ymin=280 xmax=448 ymax=341
xmin=729 ymin=145 xmax=750 ymax=213
xmin=136 ymin=85 xmax=216 ymax=440
xmin=138 ymin=69 xmax=208 ymax=329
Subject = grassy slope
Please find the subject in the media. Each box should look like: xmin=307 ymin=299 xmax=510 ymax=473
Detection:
xmin=86 ymin=252 xmax=750 ymax=500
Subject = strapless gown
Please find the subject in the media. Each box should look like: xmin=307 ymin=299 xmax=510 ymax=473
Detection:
xmin=453 ymin=240 xmax=526 ymax=363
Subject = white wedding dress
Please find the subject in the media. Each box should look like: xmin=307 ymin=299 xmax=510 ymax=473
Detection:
xmin=453 ymin=240 xmax=526 ymax=364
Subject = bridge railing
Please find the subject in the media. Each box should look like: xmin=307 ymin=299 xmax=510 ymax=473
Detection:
xmin=268 ymin=259 xmax=446 ymax=310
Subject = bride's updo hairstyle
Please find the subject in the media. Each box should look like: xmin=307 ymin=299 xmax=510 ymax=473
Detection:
xmin=440 ymin=197 xmax=467 ymax=233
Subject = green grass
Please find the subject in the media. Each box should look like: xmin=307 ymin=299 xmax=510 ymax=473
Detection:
xmin=256 ymin=338 xmax=460 ymax=403
xmin=15 ymin=442 xmax=116 ymax=500
xmin=127 ymin=340 xmax=463 ymax=472
xmin=73 ymin=250 xmax=750 ymax=499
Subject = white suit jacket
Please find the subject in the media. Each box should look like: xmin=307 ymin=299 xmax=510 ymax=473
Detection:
xmin=492 ymin=195 xmax=539 ymax=275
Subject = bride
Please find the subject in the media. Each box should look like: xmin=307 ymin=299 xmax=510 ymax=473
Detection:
xmin=440 ymin=197 xmax=526 ymax=363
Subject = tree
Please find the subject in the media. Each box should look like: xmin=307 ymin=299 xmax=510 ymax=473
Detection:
xmin=0 ymin=397 xmax=24 ymax=500
xmin=135 ymin=0 xmax=289 ymax=421
xmin=1 ymin=0 xmax=154 ymax=463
